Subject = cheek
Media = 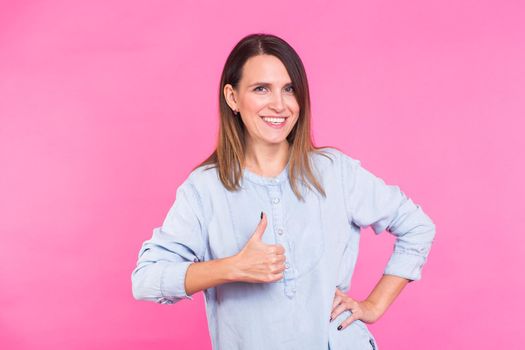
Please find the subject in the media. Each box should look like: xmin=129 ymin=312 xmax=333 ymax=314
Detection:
xmin=290 ymin=106 xmax=300 ymax=121
xmin=243 ymin=96 xmax=266 ymax=113
xmin=286 ymin=97 xmax=300 ymax=113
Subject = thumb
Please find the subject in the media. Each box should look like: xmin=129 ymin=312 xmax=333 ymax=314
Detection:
xmin=251 ymin=211 xmax=268 ymax=241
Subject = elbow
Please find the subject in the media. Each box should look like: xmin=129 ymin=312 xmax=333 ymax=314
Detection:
xmin=420 ymin=219 xmax=436 ymax=256
xmin=130 ymin=265 xmax=160 ymax=302
xmin=419 ymin=209 xmax=436 ymax=242
xmin=130 ymin=264 xmax=182 ymax=305
xmin=131 ymin=267 xmax=147 ymax=301
xmin=131 ymin=282 xmax=145 ymax=302
xmin=420 ymin=218 xmax=436 ymax=251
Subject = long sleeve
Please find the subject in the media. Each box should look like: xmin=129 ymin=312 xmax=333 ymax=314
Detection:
xmin=131 ymin=180 xmax=206 ymax=304
xmin=340 ymin=152 xmax=436 ymax=282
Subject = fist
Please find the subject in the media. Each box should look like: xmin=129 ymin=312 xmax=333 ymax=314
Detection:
xmin=232 ymin=212 xmax=287 ymax=283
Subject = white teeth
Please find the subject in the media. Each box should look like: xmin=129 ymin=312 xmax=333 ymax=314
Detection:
xmin=262 ymin=117 xmax=285 ymax=123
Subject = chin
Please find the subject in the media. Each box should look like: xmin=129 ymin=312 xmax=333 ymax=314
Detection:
xmin=263 ymin=138 xmax=289 ymax=145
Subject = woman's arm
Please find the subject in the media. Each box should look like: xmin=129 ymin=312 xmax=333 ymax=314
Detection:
xmin=184 ymin=212 xmax=286 ymax=295
xmin=332 ymin=151 xmax=436 ymax=327
xmin=183 ymin=256 xmax=238 ymax=296
xmin=365 ymin=274 xmax=409 ymax=319
xmin=331 ymin=275 xmax=409 ymax=328
xmin=341 ymin=151 xmax=436 ymax=283
xmin=131 ymin=181 xmax=207 ymax=304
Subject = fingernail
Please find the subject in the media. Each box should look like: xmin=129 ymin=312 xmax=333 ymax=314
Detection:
xmin=337 ymin=325 xmax=342 ymax=331
xmin=329 ymin=317 xmax=332 ymax=322
xmin=260 ymin=211 xmax=263 ymax=220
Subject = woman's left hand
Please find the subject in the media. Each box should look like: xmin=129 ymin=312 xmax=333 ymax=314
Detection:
xmin=330 ymin=288 xmax=382 ymax=330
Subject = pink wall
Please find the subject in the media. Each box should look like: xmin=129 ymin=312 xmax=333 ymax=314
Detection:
xmin=1 ymin=0 xmax=524 ymax=349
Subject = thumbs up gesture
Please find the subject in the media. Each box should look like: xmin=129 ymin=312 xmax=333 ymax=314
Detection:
xmin=231 ymin=212 xmax=287 ymax=283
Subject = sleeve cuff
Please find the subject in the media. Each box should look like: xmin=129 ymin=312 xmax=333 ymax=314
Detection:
xmin=160 ymin=261 xmax=195 ymax=301
xmin=384 ymin=251 xmax=426 ymax=282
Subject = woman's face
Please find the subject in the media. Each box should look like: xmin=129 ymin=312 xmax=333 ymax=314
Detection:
xmin=224 ymin=54 xmax=300 ymax=147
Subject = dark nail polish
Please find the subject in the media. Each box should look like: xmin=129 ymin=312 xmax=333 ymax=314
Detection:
xmin=337 ymin=325 xmax=342 ymax=331
xmin=260 ymin=211 xmax=263 ymax=219
xmin=329 ymin=317 xmax=332 ymax=322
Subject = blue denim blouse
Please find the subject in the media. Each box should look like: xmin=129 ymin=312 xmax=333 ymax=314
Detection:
xmin=131 ymin=147 xmax=436 ymax=350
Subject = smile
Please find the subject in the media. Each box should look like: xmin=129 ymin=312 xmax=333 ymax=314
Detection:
xmin=260 ymin=115 xmax=288 ymax=129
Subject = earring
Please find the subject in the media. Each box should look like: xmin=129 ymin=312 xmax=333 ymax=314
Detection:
xmin=234 ymin=109 xmax=239 ymax=116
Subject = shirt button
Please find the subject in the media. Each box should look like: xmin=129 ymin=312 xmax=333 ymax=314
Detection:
xmin=285 ymin=262 xmax=290 ymax=269
xmin=272 ymin=197 xmax=280 ymax=204
xmin=277 ymin=228 xmax=284 ymax=235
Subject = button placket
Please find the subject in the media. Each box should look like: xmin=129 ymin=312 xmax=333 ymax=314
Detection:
xmin=268 ymin=185 xmax=296 ymax=298
xmin=284 ymin=243 xmax=297 ymax=298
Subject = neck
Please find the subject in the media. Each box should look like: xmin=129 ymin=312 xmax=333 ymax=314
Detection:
xmin=243 ymin=139 xmax=290 ymax=177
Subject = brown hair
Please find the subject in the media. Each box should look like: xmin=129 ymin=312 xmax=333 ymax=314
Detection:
xmin=195 ymin=33 xmax=333 ymax=201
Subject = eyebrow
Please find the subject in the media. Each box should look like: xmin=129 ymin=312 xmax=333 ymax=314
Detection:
xmin=248 ymin=81 xmax=293 ymax=87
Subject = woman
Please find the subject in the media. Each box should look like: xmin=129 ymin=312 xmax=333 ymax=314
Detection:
xmin=131 ymin=33 xmax=435 ymax=350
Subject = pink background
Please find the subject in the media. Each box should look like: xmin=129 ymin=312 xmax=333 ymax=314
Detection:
xmin=1 ymin=0 xmax=524 ymax=349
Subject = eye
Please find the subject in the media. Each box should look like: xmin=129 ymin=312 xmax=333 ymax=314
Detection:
xmin=285 ymin=85 xmax=295 ymax=93
xmin=254 ymin=86 xmax=268 ymax=92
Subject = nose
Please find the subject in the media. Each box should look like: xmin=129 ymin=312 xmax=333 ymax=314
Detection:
xmin=269 ymin=91 xmax=285 ymax=112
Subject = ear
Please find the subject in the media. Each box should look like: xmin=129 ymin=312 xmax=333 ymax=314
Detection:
xmin=223 ymin=84 xmax=238 ymax=112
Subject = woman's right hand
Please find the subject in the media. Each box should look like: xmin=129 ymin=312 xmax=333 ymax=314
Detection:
xmin=230 ymin=212 xmax=287 ymax=283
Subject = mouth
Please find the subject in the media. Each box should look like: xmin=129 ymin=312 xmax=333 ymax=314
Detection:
xmin=260 ymin=115 xmax=288 ymax=129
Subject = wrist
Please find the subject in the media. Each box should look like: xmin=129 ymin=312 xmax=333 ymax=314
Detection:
xmin=222 ymin=254 xmax=243 ymax=283
xmin=362 ymin=299 xmax=385 ymax=319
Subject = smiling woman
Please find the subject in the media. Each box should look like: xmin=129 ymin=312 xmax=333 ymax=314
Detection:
xmin=195 ymin=33 xmax=331 ymax=204
xmin=223 ymin=54 xmax=300 ymax=155
xmin=131 ymin=33 xmax=436 ymax=350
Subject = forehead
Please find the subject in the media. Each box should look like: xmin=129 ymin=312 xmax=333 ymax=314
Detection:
xmin=240 ymin=54 xmax=291 ymax=85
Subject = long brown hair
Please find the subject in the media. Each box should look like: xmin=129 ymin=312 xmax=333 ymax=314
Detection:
xmin=195 ymin=33 xmax=333 ymax=201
